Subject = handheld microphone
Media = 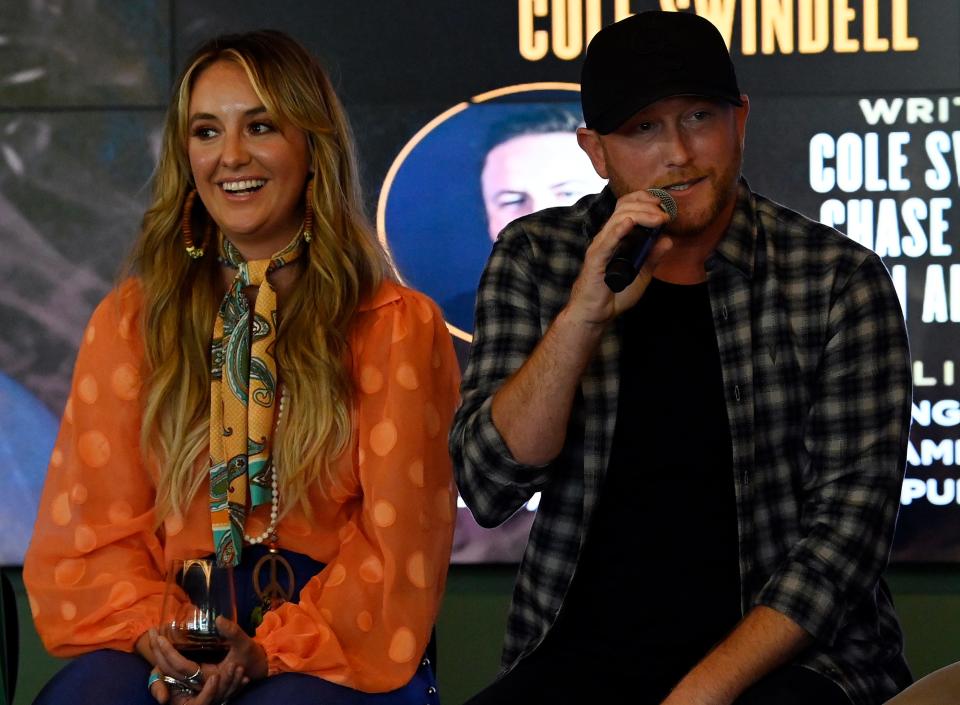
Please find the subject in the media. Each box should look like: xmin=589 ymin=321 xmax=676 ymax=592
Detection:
xmin=603 ymin=188 xmax=678 ymax=293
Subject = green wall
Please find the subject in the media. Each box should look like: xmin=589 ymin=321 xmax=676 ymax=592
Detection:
xmin=4 ymin=564 xmax=958 ymax=705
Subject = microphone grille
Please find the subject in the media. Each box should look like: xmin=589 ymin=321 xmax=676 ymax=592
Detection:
xmin=646 ymin=188 xmax=678 ymax=221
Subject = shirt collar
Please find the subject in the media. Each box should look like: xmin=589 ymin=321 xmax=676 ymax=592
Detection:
xmin=582 ymin=186 xmax=618 ymax=244
xmin=709 ymin=178 xmax=758 ymax=280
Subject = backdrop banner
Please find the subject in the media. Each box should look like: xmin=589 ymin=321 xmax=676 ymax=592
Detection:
xmin=2 ymin=0 xmax=958 ymax=564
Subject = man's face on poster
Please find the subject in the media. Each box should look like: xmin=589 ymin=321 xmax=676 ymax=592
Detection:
xmin=480 ymin=131 xmax=606 ymax=241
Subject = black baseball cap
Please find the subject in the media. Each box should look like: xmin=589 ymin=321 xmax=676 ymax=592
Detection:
xmin=581 ymin=11 xmax=743 ymax=134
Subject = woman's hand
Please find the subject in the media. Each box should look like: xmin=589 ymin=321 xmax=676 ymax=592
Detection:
xmin=147 ymin=663 xmax=224 ymax=705
xmin=148 ymin=628 xmax=248 ymax=704
xmin=214 ymin=616 xmax=269 ymax=682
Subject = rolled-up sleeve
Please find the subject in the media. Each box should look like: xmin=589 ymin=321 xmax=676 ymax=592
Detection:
xmin=449 ymin=232 xmax=553 ymax=529
xmin=754 ymin=254 xmax=911 ymax=644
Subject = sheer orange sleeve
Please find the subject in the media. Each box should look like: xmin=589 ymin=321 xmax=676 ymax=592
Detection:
xmin=22 ymin=282 xmax=167 ymax=657
xmin=255 ymin=289 xmax=460 ymax=692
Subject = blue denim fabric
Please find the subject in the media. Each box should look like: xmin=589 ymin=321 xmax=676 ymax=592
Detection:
xmin=34 ymin=650 xmax=439 ymax=705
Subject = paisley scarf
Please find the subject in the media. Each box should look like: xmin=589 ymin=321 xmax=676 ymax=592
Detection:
xmin=208 ymin=231 xmax=305 ymax=566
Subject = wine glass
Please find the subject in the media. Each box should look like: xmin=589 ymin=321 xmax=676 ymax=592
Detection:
xmin=159 ymin=558 xmax=237 ymax=664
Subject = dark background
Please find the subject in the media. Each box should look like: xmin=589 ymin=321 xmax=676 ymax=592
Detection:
xmin=2 ymin=0 xmax=959 ymax=565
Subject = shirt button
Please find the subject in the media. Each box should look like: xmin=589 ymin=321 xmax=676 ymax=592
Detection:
xmin=734 ymin=384 xmax=742 ymax=401
xmin=721 ymin=304 xmax=729 ymax=321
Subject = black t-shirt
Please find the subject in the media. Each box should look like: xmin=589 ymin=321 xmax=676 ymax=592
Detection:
xmin=531 ymin=278 xmax=741 ymax=697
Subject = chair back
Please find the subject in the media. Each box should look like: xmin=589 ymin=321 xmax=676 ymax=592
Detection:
xmin=0 ymin=569 xmax=18 ymax=705
xmin=884 ymin=662 xmax=960 ymax=705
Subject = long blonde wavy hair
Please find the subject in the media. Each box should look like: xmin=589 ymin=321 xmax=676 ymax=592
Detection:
xmin=128 ymin=31 xmax=393 ymax=523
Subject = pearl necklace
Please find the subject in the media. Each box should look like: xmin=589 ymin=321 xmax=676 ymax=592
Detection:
xmin=243 ymin=387 xmax=284 ymax=545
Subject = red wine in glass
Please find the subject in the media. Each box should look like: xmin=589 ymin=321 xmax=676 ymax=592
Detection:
xmin=160 ymin=558 xmax=237 ymax=664
xmin=175 ymin=643 xmax=231 ymax=664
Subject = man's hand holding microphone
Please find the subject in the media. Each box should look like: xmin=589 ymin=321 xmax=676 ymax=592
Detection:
xmin=565 ymin=188 xmax=677 ymax=329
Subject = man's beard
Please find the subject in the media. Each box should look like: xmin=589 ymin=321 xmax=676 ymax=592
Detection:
xmin=666 ymin=175 xmax=740 ymax=237
xmin=608 ymin=143 xmax=743 ymax=239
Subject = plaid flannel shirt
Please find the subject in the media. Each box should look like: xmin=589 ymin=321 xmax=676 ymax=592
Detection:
xmin=450 ymin=180 xmax=912 ymax=705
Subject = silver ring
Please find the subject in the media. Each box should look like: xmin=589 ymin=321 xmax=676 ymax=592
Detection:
xmin=184 ymin=665 xmax=203 ymax=684
xmin=160 ymin=674 xmax=201 ymax=695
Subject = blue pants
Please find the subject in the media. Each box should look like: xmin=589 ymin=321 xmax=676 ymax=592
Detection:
xmin=33 ymin=649 xmax=439 ymax=704
xmin=34 ymin=547 xmax=440 ymax=704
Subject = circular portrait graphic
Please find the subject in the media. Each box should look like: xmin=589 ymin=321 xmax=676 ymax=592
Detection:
xmin=379 ymin=84 xmax=606 ymax=563
xmin=378 ymin=83 xmax=606 ymax=340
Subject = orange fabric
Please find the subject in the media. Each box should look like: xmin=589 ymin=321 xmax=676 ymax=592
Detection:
xmin=23 ymin=277 xmax=460 ymax=693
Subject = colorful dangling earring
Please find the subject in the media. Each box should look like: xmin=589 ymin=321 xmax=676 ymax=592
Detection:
xmin=302 ymin=178 xmax=314 ymax=243
xmin=180 ymin=189 xmax=212 ymax=259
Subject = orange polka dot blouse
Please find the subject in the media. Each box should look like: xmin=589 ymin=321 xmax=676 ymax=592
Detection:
xmin=23 ymin=278 xmax=461 ymax=693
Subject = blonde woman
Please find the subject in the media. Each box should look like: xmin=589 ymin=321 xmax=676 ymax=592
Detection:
xmin=24 ymin=31 xmax=459 ymax=705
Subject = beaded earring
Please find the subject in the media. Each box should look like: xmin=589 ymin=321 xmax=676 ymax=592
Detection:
xmin=180 ymin=189 xmax=212 ymax=259
xmin=302 ymin=178 xmax=314 ymax=243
